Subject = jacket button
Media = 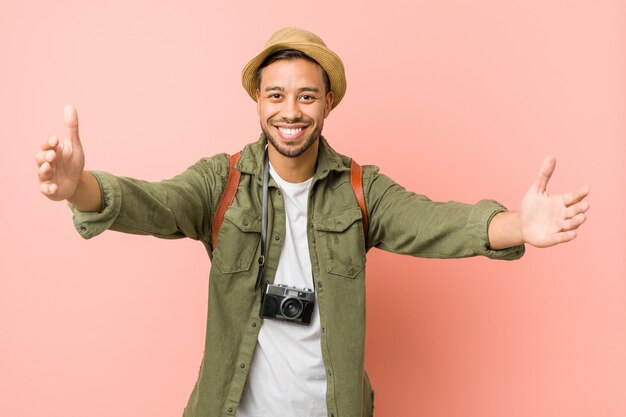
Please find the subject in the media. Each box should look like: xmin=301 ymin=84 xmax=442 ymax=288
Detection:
xmin=277 ymin=190 xmax=282 ymax=196
xmin=227 ymin=407 xmax=233 ymax=413
xmin=317 ymin=281 xmax=323 ymax=288
xmin=274 ymin=235 xmax=280 ymax=241
xmin=240 ymin=363 xmax=246 ymax=368
xmin=252 ymin=322 xmax=257 ymax=327
xmin=243 ymin=219 xmax=249 ymax=227
xmin=337 ymin=221 xmax=343 ymax=228
xmin=79 ymin=225 xmax=87 ymax=232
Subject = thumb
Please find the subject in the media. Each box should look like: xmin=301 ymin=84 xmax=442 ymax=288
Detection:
xmin=531 ymin=156 xmax=556 ymax=193
xmin=64 ymin=104 xmax=80 ymax=145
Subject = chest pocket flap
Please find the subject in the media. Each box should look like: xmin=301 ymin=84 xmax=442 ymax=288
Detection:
xmin=313 ymin=208 xmax=365 ymax=278
xmin=213 ymin=207 xmax=261 ymax=274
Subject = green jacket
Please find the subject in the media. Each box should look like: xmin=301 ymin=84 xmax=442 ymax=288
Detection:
xmin=71 ymin=135 xmax=524 ymax=417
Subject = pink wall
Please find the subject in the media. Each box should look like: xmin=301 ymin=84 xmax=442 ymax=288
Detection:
xmin=1 ymin=1 xmax=624 ymax=416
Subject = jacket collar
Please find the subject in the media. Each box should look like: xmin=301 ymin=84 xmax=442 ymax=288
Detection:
xmin=236 ymin=133 xmax=350 ymax=184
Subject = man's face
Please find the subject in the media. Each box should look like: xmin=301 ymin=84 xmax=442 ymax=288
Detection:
xmin=256 ymin=58 xmax=334 ymax=158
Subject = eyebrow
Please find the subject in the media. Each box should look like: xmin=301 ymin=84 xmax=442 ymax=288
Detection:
xmin=264 ymin=86 xmax=321 ymax=93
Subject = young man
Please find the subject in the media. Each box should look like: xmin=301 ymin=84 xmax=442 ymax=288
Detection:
xmin=36 ymin=28 xmax=589 ymax=417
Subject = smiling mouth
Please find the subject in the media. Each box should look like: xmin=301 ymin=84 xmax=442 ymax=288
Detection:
xmin=276 ymin=126 xmax=306 ymax=140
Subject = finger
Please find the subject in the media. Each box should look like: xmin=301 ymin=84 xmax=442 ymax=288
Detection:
xmin=531 ymin=156 xmax=556 ymax=193
xmin=553 ymin=230 xmax=577 ymax=245
xmin=563 ymin=186 xmax=590 ymax=207
xmin=39 ymin=182 xmax=58 ymax=196
xmin=38 ymin=161 xmax=54 ymax=181
xmin=39 ymin=182 xmax=51 ymax=195
xmin=40 ymin=135 xmax=59 ymax=151
xmin=64 ymin=104 xmax=80 ymax=145
xmin=565 ymin=200 xmax=590 ymax=218
xmin=561 ymin=212 xmax=587 ymax=231
xmin=35 ymin=149 xmax=57 ymax=166
xmin=35 ymin=150 xmax=47 ymax=165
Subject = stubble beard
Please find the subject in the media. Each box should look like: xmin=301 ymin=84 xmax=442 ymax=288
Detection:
xmin=262 ymin=121 xmax=323 ymax=158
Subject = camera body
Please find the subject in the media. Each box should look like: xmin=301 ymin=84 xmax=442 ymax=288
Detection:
xmin=260 ymin=283 xmax=315 ymax=326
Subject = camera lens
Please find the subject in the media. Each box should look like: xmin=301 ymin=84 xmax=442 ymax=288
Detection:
xmin=281 ymin=298 xmax=303 ymax=319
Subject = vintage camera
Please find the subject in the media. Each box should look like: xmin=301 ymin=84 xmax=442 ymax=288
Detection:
xmin=260 ymin=283 xmax=315 ymax=326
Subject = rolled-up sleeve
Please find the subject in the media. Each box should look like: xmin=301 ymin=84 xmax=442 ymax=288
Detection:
xmin=69 ymin=155 xmax=228 ymax=242
xmin=364 ymin=166 xmax=525 ymax=260
xmin=69 ymin=171 xmax=122 ymax=239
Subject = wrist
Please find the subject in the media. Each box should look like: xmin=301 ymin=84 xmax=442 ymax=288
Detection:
xmin=68 ymin=171 xmax=102 ymax=212
xmin=488 ymin=211 xmax=524 ymax=250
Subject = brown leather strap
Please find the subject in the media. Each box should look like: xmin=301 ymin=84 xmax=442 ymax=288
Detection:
xmin=350 ymin=159 xmax=368 ymax=244
xmin=213 ymin=153 xmax=368 ymax=249
xmin=211 ymin=152 xmax=241 ymax=249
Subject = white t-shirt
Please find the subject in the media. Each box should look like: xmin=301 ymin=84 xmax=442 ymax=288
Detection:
xmin=237 ymin=164 xmax=327 ymax=417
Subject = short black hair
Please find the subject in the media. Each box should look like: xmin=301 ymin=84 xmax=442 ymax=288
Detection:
xmin=256 ymin=49 xmax=331 ymax=94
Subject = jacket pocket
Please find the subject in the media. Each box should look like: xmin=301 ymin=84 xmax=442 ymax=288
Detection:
xmin=313 ymin=208 xmax=365 ymax=279
xmin=213 ymin=207 xmax=261 ymax=274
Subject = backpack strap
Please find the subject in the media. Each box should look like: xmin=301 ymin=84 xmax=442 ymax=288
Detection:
xmin=211 ymin=152 xmax=241 ymax=249
xmin=350 ymin=159 xmax=369 ymax=243
xmin=211 ymin=152 xmax=369 ymax=249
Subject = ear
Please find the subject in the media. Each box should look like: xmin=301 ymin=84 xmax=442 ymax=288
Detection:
xmin=324 ymin=91 xmax=335 ymax=118
xmin=256 ymin=89 xmax=261 ymax=116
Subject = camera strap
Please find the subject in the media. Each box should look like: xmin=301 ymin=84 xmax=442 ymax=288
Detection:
xmin=254 ymin=148 xmax=270 ymax=289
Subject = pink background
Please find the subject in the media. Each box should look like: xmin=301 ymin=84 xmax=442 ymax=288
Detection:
xmin=1 ymin=1 xmax=624 ymax=416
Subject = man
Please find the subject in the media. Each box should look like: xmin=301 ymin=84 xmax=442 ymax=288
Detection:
xmin=36 ymin=28 xmax=589 ymax=417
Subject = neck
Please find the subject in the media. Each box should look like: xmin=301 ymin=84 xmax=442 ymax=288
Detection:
xmin=267 ymin=140 xmax=319 ymax=183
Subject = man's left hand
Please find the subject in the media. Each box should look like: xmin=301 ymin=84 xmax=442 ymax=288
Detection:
xmin=488 ymin=157 xmax=590 ymax=250
xmin=519 ymin=156 xmax=590 ymax=248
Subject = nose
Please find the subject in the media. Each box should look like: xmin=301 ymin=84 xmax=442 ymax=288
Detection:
xmin=279 ymin=96 xmax=303 ymax=121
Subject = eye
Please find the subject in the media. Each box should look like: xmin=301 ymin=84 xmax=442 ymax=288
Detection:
xmin=300 ymin=95 xmax=315 ymax=101
xmin=266 ymin=93 xmax=283 ymax=101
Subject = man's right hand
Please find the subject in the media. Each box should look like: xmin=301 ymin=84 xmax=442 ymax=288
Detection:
xmin=37 ymin=105 xmax=85 ymax=201
xmin=37 ymin=105 xmax=101 ymax=212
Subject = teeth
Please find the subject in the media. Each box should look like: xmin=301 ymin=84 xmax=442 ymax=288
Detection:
xmin=278 ymin=127 xmax=303 ymax=136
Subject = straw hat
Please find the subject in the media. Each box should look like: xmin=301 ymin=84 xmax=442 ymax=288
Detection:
xmin=241 ymin=27 xmax=346 ymax=109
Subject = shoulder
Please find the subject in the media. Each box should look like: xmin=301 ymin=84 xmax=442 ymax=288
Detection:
xmin=188 ymin=153 xmax=231 ymax=179
xmin=179 ymin=153 xmax=235 ymax=204
xmin=361 ymin=164 xmax=381 ymax=179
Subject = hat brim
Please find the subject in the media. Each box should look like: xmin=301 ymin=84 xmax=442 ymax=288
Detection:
xmin=241 ymin=41 xmax=346 ymax=109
